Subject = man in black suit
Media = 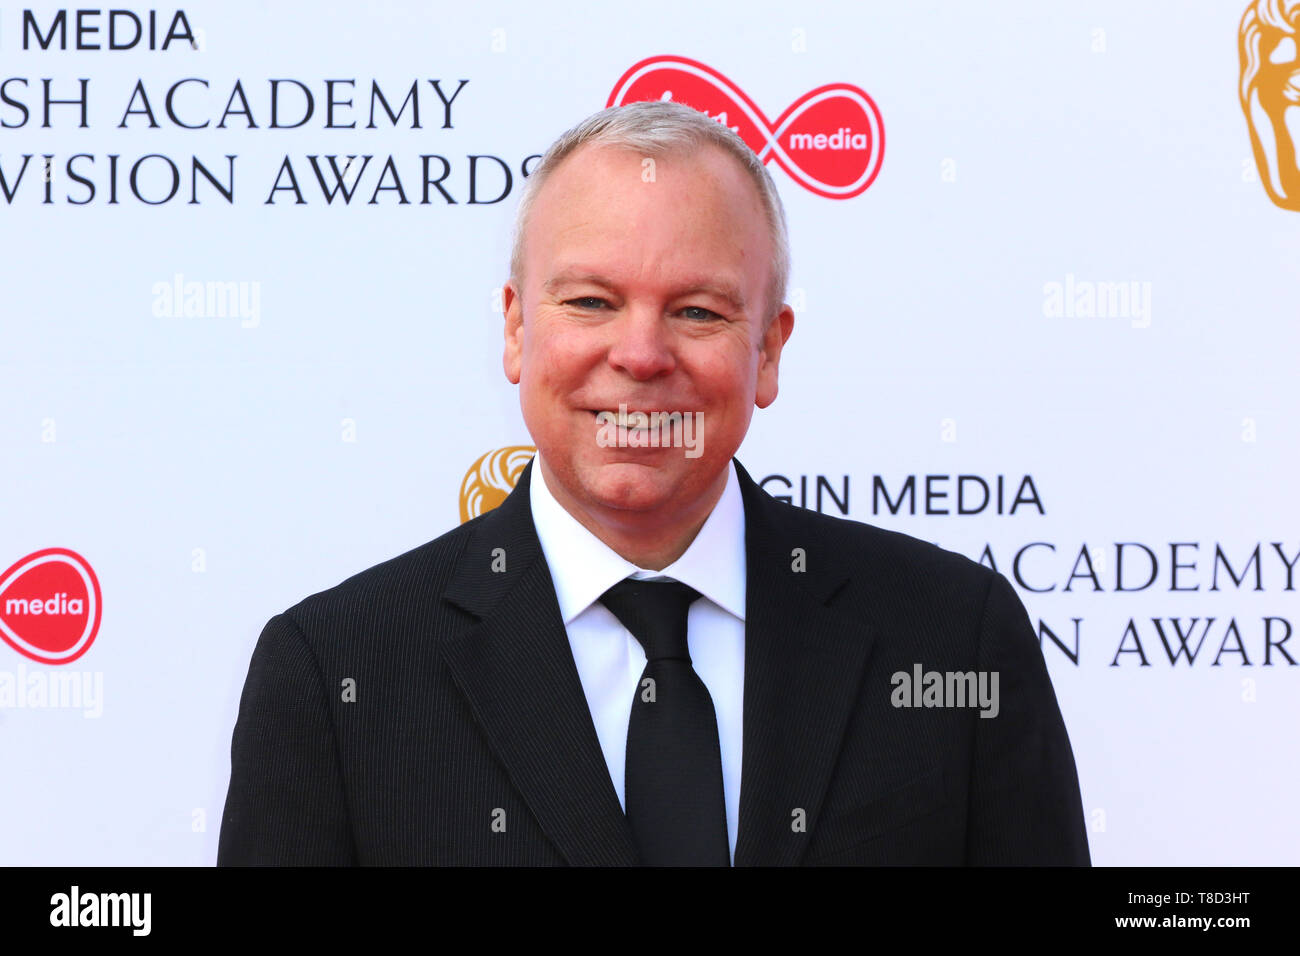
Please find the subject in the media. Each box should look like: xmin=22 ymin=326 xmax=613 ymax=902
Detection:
xmin=218 ymin=100 xmax=1090 ymax=866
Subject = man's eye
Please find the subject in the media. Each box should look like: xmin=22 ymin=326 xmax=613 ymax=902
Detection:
xmin=567 ymin=297 xmax=607 ymax=309
xmin=682 ymin=306 xmax=721 ymax=321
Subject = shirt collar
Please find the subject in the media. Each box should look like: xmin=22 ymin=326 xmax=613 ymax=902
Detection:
xmin=529 ymin=452 xmax=747 ymax=625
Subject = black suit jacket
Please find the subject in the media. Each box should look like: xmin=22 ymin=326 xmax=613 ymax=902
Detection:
xmin=218 ymin=457 xmax=1090 ymax=865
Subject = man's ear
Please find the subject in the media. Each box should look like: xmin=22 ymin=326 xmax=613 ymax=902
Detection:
xmin=754 ymin=303 xmax=794 ymax=409
xmin=503 ymin=280 xmax=523 ymax=384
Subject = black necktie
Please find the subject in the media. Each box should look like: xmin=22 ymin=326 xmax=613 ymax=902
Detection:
xmin=598 ymin=577 xmax=730 ymax=866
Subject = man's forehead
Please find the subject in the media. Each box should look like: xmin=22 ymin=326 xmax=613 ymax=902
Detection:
xmin=518 ymin=139 xmax=772 ymax=315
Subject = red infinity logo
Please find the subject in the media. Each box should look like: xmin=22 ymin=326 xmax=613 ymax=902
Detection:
xmin=608 ymin=55 xmax=884 ymax=199
xmin=0 ymin=548 xmax=102 ymax=665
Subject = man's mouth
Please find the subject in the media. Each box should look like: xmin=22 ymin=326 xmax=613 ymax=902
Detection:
xmin=587 ymin=408 xmax=674 ymax=427
xmin=586 ymin=406 xmax=705 ymax=458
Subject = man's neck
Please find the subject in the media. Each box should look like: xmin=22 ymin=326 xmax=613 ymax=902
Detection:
xmin=536 ymin=458 xmax=730 ymax=571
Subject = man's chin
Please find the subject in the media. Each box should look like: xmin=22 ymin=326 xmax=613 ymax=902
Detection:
xmin=579 ymin=459 xmax=687 ymax=513
xmin=540 ymin=448 xmax=726 ymax=518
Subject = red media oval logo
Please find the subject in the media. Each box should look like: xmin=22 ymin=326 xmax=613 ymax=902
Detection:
xmin=608 ymin=55 xmax=885 ymax=199
xmin=0 ymin=548 xmax=102 ymax=665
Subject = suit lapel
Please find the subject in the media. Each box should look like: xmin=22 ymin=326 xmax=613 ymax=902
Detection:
xmin=441 ymin=459 xmax=640 ymax=865
xmin=440 ymin=455 xmax=874 ymax=867
xmin=731 ymin=459 xmax=876 ymax=866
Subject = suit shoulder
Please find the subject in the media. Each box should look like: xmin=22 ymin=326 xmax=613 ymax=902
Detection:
xmin=759 ymin=495 xmax=1002 ymax=658
xmin=277 ymin=515 xmax=485 ymax=633
xmin=761 ymin=491 xmax=994 ymax=596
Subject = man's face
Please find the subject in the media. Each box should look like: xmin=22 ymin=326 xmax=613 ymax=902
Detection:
xmin=503 ymin=142 xmax=794 ymax=533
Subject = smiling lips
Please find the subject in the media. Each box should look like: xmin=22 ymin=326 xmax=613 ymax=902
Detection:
xmin=587 ymin=408 xmax=691 ymax=426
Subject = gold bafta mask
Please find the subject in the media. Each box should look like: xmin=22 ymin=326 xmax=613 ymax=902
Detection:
xmin=1240 ymin=0 xmax=1300 ymax=210
xmin=458 ymin=446 xmax=536 ymax=523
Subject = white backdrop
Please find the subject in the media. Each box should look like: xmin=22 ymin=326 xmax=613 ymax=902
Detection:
xmin=1 ymin=0 xmax=1296 ymax=865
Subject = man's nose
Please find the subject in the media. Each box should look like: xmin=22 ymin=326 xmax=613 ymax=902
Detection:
xmin=606 ymin=306 xmax=677 ymax=380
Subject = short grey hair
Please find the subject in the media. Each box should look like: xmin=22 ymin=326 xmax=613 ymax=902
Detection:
xmin=509 ymin=99 xmax=790 ymax=325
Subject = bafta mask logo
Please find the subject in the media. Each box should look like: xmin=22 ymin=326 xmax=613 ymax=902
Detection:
xmin=1240 ymin=0 xmax=1300 ymax=210
xmin=458 ymin=446 xmax=536 ymax=523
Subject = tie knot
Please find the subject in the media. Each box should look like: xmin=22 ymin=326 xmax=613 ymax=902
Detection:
xmin=597 ymin=577 xmax=701 ymax=662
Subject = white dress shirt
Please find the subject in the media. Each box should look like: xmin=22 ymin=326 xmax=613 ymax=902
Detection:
xmin=528 ymin=452 xmax=746 ymax=863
